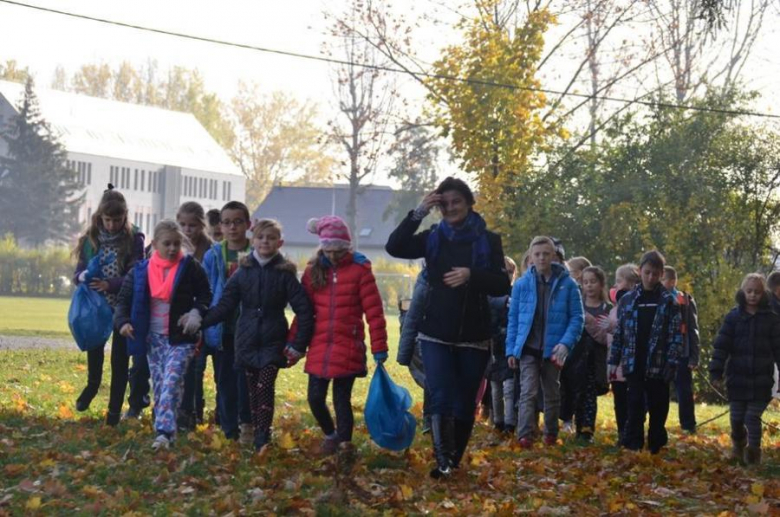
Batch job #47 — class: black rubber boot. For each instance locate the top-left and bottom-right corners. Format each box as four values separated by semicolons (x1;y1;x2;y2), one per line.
429;415;454;479
451;418;475;469
76;383;99;412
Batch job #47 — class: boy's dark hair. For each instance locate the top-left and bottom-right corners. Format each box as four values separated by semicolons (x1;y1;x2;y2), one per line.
435;177;475;206
767;271;780;292
663;266;677;280
220;201;250;223
206;208;221;228
639;250;665;271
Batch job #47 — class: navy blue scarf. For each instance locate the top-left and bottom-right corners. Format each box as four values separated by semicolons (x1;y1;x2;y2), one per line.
426;211;491;270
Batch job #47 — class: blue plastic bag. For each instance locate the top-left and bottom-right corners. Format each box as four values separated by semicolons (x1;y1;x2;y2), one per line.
68;254;115;352
365;363;417;451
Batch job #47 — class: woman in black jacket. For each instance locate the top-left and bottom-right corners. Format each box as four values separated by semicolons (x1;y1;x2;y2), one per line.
709;273;780;466
385;177;510;479
201;219;314;450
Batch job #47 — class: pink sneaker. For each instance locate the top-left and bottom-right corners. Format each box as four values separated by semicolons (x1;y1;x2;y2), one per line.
518;437;535;449
543;435;557;446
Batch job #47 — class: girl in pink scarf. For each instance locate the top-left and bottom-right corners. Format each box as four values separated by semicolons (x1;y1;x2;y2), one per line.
116;220;212;451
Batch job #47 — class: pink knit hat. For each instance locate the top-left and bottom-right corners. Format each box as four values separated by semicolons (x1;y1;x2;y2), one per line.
307;216;352;251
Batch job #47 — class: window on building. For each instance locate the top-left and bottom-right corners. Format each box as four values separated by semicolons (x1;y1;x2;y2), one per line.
87;163;92;185
140;170;145;191
146;213;151;232
134;169;138;190
153;214;158;228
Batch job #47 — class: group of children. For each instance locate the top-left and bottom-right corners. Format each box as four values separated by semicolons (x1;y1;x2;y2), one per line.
72;184;778;467
405;235;778;466
73;185;387;453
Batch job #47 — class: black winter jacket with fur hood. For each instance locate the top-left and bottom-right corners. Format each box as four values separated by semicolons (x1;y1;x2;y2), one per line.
203;253;314;370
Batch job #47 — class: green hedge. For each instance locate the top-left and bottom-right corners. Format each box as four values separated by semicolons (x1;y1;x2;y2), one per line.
0;234;74;297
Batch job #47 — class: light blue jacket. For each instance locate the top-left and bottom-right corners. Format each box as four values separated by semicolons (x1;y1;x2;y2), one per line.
505;262;584;359
202;242;227;349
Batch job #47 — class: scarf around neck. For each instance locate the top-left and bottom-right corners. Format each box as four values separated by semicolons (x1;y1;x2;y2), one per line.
148;251;183;302
426;210;491;270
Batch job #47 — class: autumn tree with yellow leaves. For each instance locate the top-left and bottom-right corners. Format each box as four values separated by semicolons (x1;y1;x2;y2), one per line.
427;1;563;248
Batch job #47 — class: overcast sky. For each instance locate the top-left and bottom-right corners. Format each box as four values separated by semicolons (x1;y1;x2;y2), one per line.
1;0;779;185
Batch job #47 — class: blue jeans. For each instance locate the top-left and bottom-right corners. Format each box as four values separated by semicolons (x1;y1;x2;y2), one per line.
216;335;251;438
420;339;489;421
676;359;696;431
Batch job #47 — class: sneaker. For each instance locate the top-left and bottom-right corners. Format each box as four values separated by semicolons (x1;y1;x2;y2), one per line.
254;430;271;452
239;423;254;446
319;435;340;456
576;432;593;444
493;422;505;433
561;421;575;434
151;434;171;451
543;434;557;446
503;424;516;435
123;407;144;420
518;436;534;449
177;413;195;432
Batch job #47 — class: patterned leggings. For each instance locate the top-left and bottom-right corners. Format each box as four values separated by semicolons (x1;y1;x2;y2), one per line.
147;333;195;438
307;375;357;443
730;400;770;448
246;365;279;435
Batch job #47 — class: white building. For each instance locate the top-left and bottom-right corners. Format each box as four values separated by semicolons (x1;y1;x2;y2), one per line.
0;80;245;238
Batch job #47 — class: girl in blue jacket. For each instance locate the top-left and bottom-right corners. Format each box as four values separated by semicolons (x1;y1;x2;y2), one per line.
114;220;212;450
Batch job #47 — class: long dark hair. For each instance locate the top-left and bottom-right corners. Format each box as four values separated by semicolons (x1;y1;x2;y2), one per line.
176;201;212;261
308;250;330;290
74;187;134;270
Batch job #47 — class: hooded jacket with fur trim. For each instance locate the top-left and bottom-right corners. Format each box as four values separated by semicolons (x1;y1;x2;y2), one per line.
202;253;314;370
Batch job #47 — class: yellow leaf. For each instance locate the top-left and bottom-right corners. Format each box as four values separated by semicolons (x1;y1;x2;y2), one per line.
751;483;765;498
39;458;56;469
745;495;760;505
399;484;413;501
58;402;74;419
278;432;296;450
209;434;223;451
26;496;42;510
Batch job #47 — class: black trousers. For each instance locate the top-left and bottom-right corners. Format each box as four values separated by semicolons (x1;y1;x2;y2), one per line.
307;375;357;443
623;374;670;453
612;381;628;441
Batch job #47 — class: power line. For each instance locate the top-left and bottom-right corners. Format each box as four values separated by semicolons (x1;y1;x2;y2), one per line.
2;0;780;120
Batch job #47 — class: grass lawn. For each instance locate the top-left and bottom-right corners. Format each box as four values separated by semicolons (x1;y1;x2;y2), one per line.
0;298;779;514
0;296;71;338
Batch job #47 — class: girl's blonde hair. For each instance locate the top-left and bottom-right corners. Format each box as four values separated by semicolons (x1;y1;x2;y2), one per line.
74;187;134;269
505;256;517;282
615;263;640;286
152;219;192;250
582;266;609;302
740;273;767;292
567;256;592;273
737;273;769;307
519;251;531;275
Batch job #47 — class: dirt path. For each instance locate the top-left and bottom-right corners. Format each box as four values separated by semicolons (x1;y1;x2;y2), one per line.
0;334;77;351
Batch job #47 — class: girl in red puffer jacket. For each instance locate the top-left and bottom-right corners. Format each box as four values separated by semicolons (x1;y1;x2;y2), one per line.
298;216;388;456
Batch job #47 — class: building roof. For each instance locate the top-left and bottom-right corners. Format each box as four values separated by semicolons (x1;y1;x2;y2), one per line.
253;185;400;249
0;80;241;176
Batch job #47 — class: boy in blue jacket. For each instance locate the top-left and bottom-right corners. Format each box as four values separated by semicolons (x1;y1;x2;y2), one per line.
202;201;253;441
506;236;584;447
